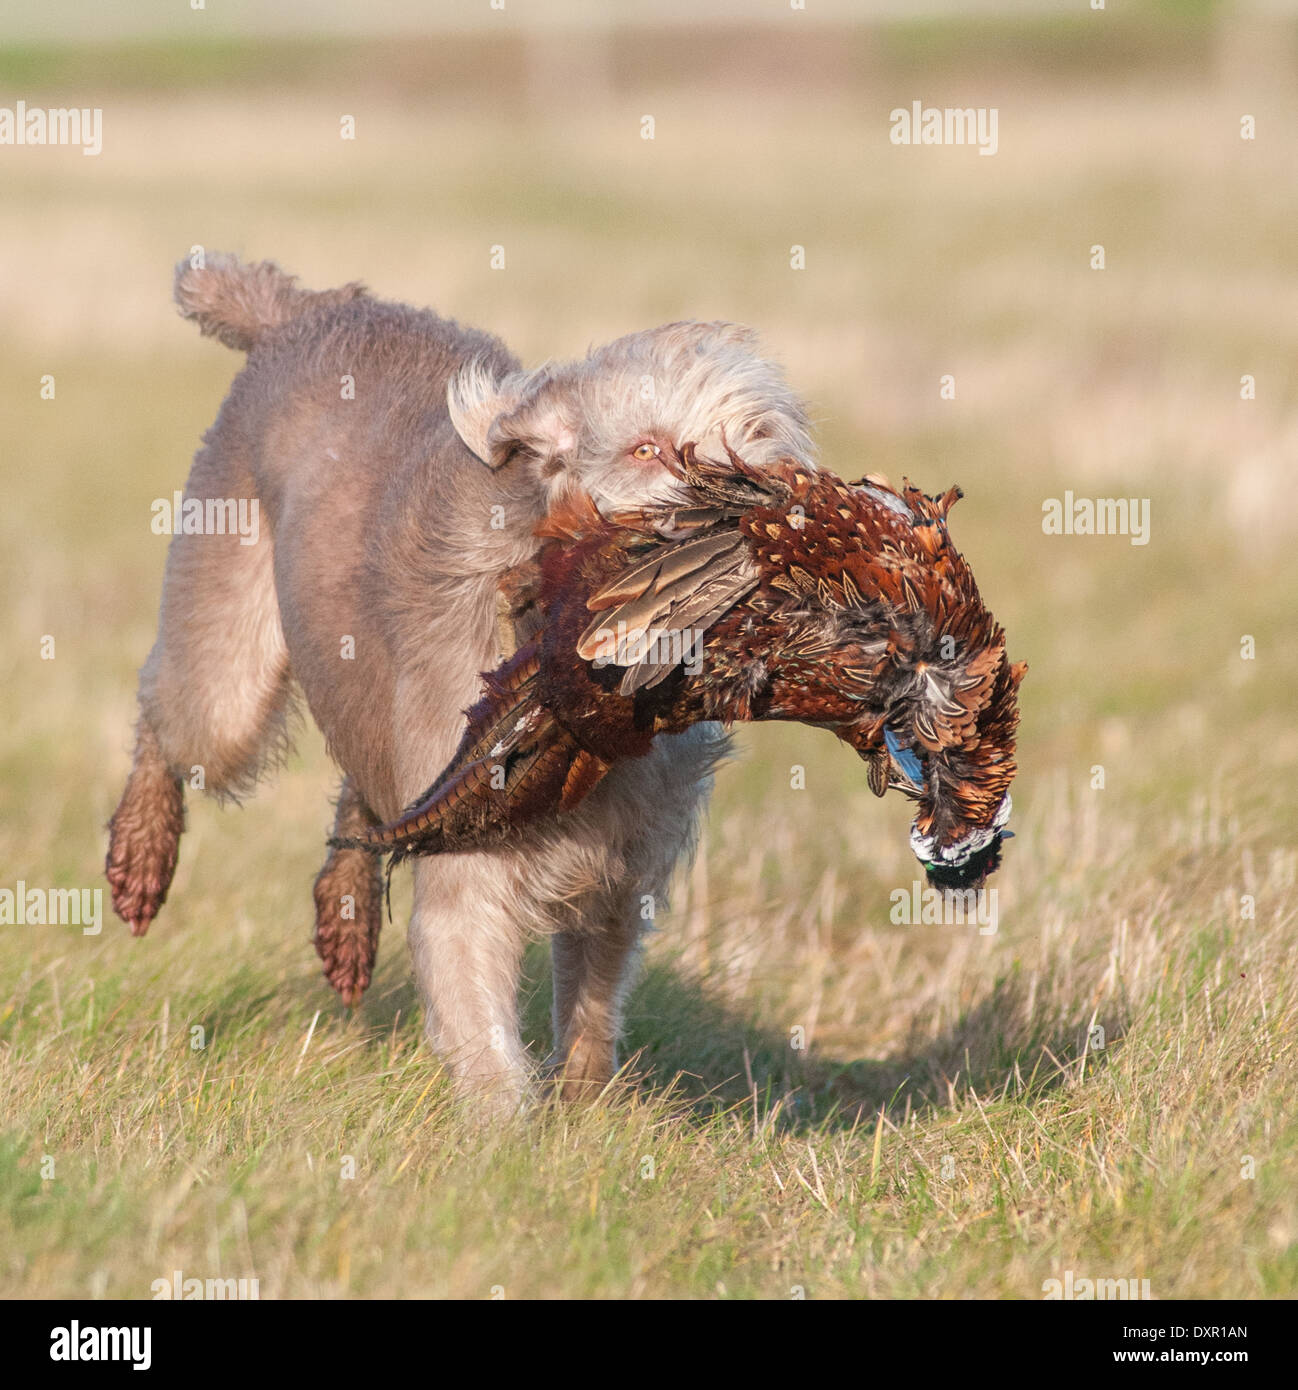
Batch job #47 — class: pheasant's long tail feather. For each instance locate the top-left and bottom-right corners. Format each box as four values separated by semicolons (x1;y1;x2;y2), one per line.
330;644;609;858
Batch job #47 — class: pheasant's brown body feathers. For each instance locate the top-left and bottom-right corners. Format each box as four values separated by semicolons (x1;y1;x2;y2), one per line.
338;444;1023;886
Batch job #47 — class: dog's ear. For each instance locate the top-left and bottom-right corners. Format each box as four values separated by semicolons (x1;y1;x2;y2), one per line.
448;361;576;473
447;359;521;468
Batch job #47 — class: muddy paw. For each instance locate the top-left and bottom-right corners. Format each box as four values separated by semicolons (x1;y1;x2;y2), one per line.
106;774;185;936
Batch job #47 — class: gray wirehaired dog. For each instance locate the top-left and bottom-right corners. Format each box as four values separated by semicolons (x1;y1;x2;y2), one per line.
107;252;814;1110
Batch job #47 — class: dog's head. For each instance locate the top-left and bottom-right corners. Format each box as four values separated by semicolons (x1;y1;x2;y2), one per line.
448;321;815;513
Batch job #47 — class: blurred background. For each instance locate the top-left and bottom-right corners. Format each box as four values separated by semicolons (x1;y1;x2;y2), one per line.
1;0;1296;1298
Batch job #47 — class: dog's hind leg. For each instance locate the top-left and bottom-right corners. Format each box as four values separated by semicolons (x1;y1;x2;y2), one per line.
314;777;384;1006
107;439;292;933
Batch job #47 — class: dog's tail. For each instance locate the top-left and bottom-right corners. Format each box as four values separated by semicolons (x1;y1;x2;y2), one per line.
173;252;366;352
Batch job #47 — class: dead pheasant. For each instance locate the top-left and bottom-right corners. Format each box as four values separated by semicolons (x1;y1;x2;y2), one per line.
336;444;1025;888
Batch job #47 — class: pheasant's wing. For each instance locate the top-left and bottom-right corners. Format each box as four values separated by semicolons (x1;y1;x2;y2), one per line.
575;529;760;695
330;645;611;859
571;441;786;691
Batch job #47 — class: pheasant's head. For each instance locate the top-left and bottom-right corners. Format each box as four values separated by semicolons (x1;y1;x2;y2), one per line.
828;479;1026;890
873;647;1024;890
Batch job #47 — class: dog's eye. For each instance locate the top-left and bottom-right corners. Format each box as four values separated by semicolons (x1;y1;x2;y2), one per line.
631;443;661;462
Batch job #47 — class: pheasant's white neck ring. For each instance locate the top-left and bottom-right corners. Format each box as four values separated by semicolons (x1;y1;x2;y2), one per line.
910;792;1012;868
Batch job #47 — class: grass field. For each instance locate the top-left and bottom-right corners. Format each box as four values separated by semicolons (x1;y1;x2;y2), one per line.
2;14;1297;1299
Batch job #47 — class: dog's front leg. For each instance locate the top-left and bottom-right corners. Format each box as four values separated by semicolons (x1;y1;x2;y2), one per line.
547;725;728;1103
407;852;533;1114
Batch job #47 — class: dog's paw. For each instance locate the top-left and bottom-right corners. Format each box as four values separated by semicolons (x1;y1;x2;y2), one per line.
106;785;185;936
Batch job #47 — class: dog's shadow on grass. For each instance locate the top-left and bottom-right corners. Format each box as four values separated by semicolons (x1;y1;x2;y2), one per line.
354;943;1118;1134
519;946;1118;1133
